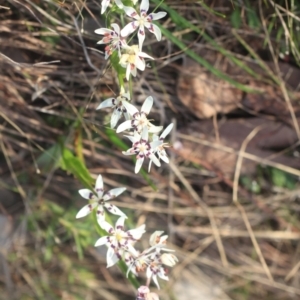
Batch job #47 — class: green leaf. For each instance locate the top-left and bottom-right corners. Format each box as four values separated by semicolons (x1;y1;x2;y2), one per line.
231;9;242;29
37;143;61;173
247;8;260;29
270;168;296;189
59;146;93;189
105;127;128;150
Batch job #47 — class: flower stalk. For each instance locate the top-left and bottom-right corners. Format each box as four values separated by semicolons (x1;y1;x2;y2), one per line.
76;1;178;298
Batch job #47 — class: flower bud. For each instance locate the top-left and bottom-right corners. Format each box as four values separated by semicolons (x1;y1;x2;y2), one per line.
161;253;178;267
149;231;168;246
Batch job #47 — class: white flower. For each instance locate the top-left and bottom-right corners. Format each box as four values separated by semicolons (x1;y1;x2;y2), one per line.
116;96;162;134
122;128;161;173
121;0;167;49
126;231;176;283
97;88;131;128
95;23;126;59
119;45;153;80
137;286;160;300
146;251;176;289
76;175;127;226
101;0;123;14
148;123;173;171
125;250;150;277
95;217;146;267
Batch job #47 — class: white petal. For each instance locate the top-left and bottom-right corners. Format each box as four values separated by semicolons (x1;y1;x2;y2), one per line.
149;124;163;133
140;0;149;12
122;91;130;100
123;6;139;19
95;205;105;223
122;150;135;156
148;160;153;172
141;127;149;141
122;100;139;115
116;216;126;228
150;140;162;150
124;111;131;120
101;0;110;14
97;215;106;229
76;203;97;218
103;187;126;201
160;154;169;164
135;157;144;173
95;175;104;198
104;203;127;218
128;224;146;240
124;64;129;80
138;25;146;50
121;22;138;37
110;109;121;128
94;235;108;247
145;23;162;41
107;248;119;267
114;0;124;9
149;11;167;21
101;220;114;233
95;175;103;189
160;123;173;139
149;231;164;246
78;189;94;200
124;135;135;143
131;65;137;77
149;153;161;167
161;253;178;267
96;38;107;45
110;23;120;34
135;56;145;71
138;51;154;59
152;275;160;289
94;28;112;35
96;98;114;110
158;270;169;282
141;96;153;114
116;120;132;133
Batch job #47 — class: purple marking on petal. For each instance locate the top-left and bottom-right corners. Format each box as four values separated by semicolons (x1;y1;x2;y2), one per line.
97;209;104;215
89;193;94;199
148;24;154;33
130;21;137;29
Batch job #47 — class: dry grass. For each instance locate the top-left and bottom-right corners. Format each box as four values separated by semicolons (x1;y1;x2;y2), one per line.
1;0;300;299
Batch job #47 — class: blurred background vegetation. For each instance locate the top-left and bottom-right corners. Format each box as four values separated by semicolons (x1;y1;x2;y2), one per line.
1;0;300;299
